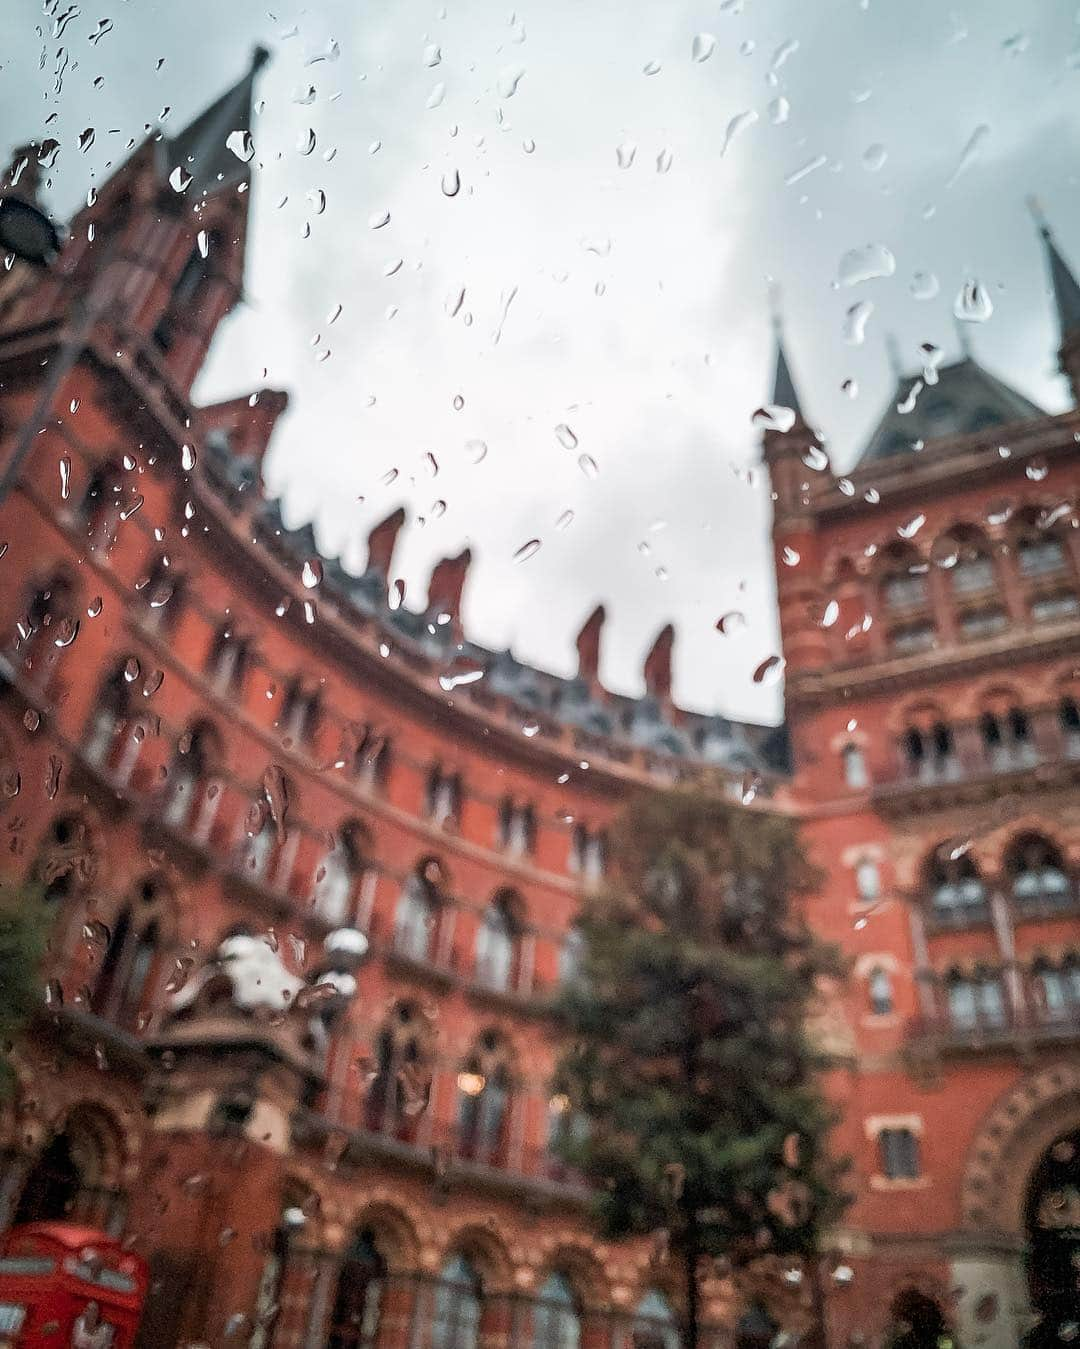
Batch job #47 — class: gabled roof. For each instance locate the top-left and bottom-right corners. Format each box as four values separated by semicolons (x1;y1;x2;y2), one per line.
857;357;1044;466
163;46;269;198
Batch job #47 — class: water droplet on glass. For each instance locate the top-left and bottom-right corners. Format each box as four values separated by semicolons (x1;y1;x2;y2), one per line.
513;538;542;564
369;209;391;229
423;42;442;67
555;509;574;531
616;141;637;169
752;654;785;686
862;143;887;172
226;129;254;163
784;153;827;186
452;394;465;411
441;169;461;197
54;618;79;648
954;278;993;323
782;546;801;567
1026;458;1049;482
642;59;662;76
751;405;796;433
837;242;895;286
720;110;758;157
897;513;926;540
909;271;939;300
769;96;790;124
578;454;599;479
555;423;578;450
301;559;323;589
523;137;536;154
716;611;746;636
843;300;873;345
841;378;858;399
142;669;164;698
692;32;717;63
180;443;196;472
656;147;673;174
426;82;446;109
169;165;191;193
78;127;95;154
497;63;526;97
297;128;317;156
464;439;488;464
945;122;989;188
59;455;71;500
802;444;829;472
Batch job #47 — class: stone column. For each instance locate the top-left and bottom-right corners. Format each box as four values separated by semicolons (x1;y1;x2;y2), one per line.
990;891;1023;1020
907;906;937;1020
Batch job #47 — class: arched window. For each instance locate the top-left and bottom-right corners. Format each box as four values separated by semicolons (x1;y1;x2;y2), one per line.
91;875;168;1031
979;703;1035;771
207;624;247;695
394;869;439;961
1060;695;1080;755
457;1033;512;1165
946;969;1005;1030
927;849;987;924
949;536;997;596
855;857;880;902
559;926;586;985
475;894;518;991
426;766;461;827
153;237;219;353
1018;533;1067;579
281;679;319;748
499;799;535;856
533;1272;581;1349
84;661;134;776
243;812;276;882
570;826;606;884
14;1106;123;1233
314;823;367;925
868;966;893;1016
841;743;868;789
163;723;220;838
79;461;123;552
632;1290;680;1349
902;721;957;783
327;1227;386;1349
432;1253;483;1349
885;1289;950;1347
36;813;96;904
1007;834;1071;907
1034;960;1080;1020
364;1001;433;1136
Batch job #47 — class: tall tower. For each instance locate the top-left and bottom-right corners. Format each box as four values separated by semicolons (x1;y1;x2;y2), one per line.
768;225;1080;1348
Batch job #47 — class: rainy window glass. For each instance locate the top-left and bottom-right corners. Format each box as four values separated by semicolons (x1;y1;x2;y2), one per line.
3;5;1080;1349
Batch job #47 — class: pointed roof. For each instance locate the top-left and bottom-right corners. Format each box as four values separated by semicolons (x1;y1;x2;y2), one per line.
164;46;269;197
770;317;806;422
858;356;1044;465
1038;219;1080;340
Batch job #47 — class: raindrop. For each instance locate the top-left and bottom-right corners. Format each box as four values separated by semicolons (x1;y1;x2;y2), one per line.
196;229;209;259
523;138;536;154
439;665;485;691
293;84;317;105
142;669;164;698
1026;458;1049;482
719;110;758;157
691;33;717;63
423;42;442;67
770;38;799;72
513;538;542;563
752;654;785;685
751;405;796;433
769;96;790;124
945;123;989;188
497;63;526;97
782;546;801;567
169;165;191;193
897;513;926;539
555;423;578;450
716;611;746;635
784;154;827;185
383;258;403;277
123;453;137;471
307;189;327;215
802;444;829;472
452;394;465;411
181;443;196;471
843;300;873;345
441;169;461;197
555;509;574;531
841;378;858;399
909;270;939;300
817;600;840;628
302;559;323;589
862;143;887;172
23;708;40;732
656;147;673;174
59;455;71;500
426;82;446;109
226;129;254;163
896;380;923;415
464;439;488;463
297;128;317;156
578;454;599;480
954;279;993;323
78;127;95;154
837;243;895;286
369;209;391;229
53;618;79;648
642;59;662;76
616;141;637;169
123;656;141;683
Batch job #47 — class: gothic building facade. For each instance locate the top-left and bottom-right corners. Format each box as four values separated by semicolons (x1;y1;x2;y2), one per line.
0;48;1076;1349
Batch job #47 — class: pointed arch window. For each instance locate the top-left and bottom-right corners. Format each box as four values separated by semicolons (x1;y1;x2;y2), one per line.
632;1290;680;1349
207;625;247;695
163;724;219;837
79;462;124;552
927;850;987;925
393;869;439;961
946;970;1006;1030
84;660;140;783
1007;835;1071;907
432;1254;483;1349
327;1228;386;1349
868;966;893;1016
426;766;461;827
980;704;1035;771
475;894;519;992
533;1272;581;1349
313;822;368;925
243;812;277;882
457;1036;512;1165
1018;533;1067;578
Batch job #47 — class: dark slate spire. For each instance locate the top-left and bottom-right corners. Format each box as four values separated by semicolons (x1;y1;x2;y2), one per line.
1035;209;1080;340
768;294;806;422
164;46;270;197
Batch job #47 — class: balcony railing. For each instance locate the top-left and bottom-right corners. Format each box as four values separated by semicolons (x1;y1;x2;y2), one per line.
875;706;1080;800
907;1002;1080;1054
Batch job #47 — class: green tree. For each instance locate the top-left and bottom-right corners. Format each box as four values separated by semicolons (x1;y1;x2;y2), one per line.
554;783;849;1348
0;884;50;1098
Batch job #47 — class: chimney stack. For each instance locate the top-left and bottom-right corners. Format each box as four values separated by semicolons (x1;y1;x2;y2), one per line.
365;507;407;583
643;623;675;701
426;547;472;636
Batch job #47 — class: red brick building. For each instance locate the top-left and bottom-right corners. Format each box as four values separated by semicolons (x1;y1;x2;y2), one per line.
0;49;1076;1349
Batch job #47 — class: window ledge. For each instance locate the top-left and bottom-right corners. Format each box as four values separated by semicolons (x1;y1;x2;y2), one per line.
869;1174;930;1192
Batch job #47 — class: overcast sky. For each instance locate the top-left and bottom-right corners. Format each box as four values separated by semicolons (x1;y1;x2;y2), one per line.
4;0;1080;725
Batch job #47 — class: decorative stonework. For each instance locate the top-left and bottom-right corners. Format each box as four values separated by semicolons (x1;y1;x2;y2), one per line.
961;1062;1080;1232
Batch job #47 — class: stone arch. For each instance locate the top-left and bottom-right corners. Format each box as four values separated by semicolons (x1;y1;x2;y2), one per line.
346;1200;420;1273
960;1061;1080;1233
439;1220;514;1293
536;1238;610;1310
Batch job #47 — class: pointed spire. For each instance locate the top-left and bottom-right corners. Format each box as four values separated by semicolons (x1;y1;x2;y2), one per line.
165;46;270;198
768;287;806;422
1031;199;1080;340
575;604;606;683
